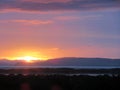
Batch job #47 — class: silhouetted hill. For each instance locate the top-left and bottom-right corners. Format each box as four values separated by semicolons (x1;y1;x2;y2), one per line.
0;57;120;66
38;57;120;66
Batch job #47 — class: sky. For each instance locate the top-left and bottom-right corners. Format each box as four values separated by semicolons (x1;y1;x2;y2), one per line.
0;0;120;60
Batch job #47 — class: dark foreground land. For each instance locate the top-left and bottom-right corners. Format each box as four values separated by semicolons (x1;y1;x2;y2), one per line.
0;68;120;74
0;68;120;90
0;74;120;90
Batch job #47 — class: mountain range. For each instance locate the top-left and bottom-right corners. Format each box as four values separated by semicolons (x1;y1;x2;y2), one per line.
0;57;120;66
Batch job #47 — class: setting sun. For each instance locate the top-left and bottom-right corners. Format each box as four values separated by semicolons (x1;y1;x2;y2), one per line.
16;56;39;62
3;49;50;61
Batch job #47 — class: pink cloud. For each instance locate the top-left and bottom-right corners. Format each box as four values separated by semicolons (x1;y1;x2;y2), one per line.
0;20;53;25
13;20;53;25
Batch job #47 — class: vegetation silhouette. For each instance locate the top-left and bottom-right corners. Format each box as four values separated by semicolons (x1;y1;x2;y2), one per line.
0;74;120;90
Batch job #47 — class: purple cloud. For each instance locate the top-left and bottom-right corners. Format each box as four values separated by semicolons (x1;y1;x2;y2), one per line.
0;0;119;12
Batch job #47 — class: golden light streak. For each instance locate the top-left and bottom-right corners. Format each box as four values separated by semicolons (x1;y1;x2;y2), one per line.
16;56;39;62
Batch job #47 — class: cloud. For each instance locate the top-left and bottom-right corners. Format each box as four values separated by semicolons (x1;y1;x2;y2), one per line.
0;0;119;12
0;20;53;25
21;0;71;3
12;20;53;25
54;15;103;21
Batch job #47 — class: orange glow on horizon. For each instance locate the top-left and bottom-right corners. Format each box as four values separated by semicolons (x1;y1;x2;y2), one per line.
1;46;118;60
1;49;51;61
0;47;62;61
16;56;40;62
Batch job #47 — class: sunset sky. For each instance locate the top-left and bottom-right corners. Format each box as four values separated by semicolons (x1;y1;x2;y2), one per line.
0;0;120;60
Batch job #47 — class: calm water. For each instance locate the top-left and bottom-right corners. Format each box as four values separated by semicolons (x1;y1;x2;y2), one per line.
0;66;120;69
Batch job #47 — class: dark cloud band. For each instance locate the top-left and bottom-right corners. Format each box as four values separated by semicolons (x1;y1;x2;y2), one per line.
0;0;120;11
